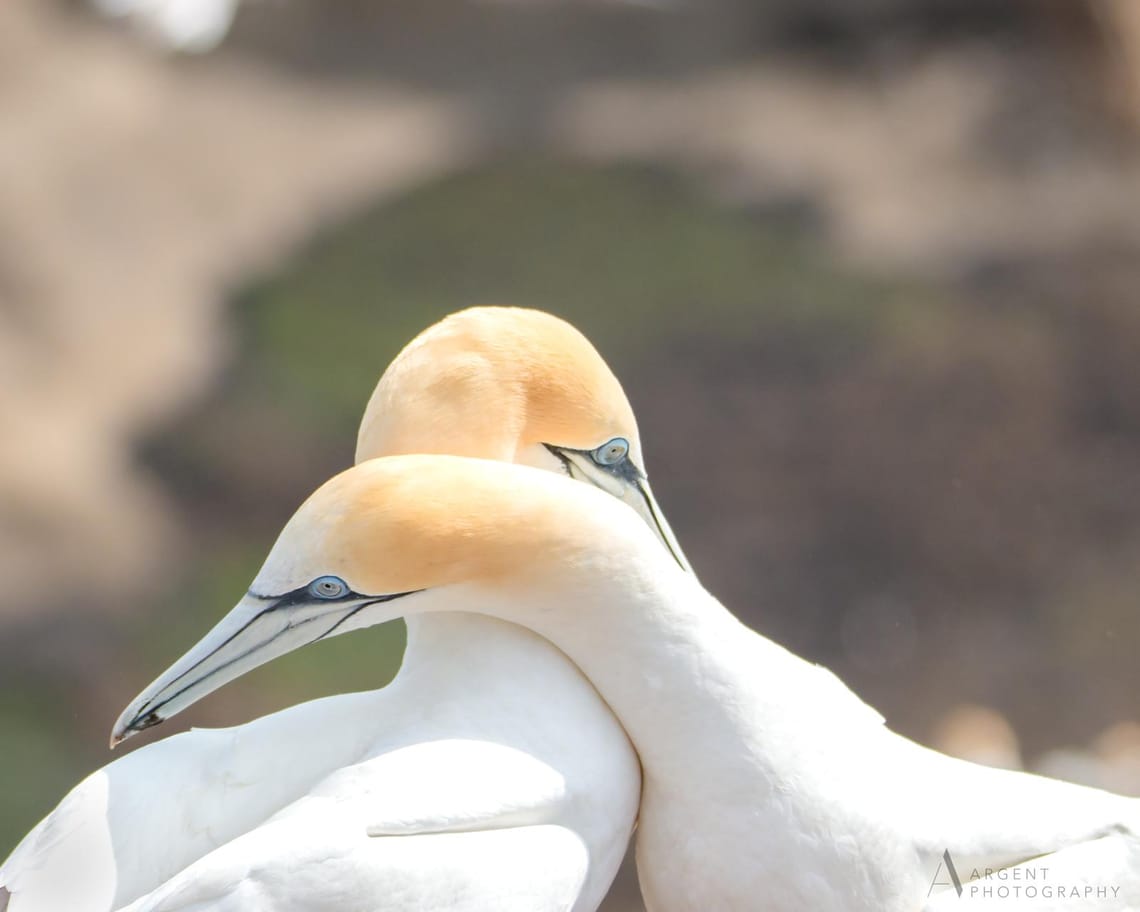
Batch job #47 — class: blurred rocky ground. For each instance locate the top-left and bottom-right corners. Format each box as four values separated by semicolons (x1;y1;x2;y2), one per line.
1;1;1139;906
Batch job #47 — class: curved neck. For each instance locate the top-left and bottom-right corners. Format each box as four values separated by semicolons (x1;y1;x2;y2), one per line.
478;561;861;797
479;567;741;779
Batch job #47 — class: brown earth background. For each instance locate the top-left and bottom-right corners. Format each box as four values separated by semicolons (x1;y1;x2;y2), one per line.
2;1;1140;908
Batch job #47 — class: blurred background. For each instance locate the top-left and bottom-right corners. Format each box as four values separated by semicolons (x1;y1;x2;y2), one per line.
2;0;1140;907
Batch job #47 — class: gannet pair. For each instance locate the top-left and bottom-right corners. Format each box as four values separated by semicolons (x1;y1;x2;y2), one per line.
1;308;685;911
5;308;1140;912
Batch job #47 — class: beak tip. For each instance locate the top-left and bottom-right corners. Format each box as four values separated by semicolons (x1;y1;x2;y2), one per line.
108;720;131;749
109;707;164;749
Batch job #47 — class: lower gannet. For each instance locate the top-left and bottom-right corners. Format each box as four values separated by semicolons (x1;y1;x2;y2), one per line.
89;455;1140;911
1;308;688;911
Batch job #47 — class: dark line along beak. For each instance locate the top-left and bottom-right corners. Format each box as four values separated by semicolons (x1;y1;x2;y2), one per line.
544;443;693;574
110;587;412;748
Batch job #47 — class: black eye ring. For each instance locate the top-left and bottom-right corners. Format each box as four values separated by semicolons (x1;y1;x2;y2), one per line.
309;575;348;600
592;437;629;467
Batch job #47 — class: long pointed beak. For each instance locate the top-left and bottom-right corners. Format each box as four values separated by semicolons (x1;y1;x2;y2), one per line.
625;477;693;575
110;591;403;747
545;445;693;575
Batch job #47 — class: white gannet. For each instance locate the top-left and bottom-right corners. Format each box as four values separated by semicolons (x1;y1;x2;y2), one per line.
1;307;690;912
93;455;1140;911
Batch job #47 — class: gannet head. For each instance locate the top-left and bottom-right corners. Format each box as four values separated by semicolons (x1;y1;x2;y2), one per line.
356;306;689;573
111;456;675;745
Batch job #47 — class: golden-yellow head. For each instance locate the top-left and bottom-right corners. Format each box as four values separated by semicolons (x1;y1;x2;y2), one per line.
357;306;639;466
355;306;688;572
259;455;629;595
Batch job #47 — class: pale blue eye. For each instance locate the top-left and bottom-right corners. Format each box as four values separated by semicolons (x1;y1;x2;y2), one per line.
592;437;629;467
309;576;348;600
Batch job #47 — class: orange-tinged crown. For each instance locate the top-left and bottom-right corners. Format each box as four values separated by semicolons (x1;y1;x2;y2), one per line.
252;454;638;598
355;306;642;467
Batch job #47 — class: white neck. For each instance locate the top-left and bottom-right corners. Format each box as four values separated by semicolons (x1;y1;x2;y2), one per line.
478;553;859;799
400;613;553;679
404;613;498;656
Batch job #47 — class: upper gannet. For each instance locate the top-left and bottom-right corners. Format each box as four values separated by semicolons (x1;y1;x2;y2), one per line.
98;455;1139;911
1;307;688;912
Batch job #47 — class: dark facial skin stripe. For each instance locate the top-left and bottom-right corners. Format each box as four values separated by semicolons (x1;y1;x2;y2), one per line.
544;442;687;572
543;443;576;478
542;443;646;484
